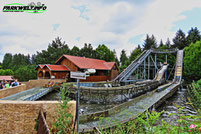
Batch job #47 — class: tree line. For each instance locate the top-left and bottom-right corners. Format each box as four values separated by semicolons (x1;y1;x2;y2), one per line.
0;27;200;82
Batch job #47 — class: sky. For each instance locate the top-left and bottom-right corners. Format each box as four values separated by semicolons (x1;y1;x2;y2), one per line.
1;0;201;62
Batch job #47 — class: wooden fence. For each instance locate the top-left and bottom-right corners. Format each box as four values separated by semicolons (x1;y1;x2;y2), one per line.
37;110;50;134
80;76;108;82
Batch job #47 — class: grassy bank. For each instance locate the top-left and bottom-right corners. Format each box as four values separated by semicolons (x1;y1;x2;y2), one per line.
187;80;201;109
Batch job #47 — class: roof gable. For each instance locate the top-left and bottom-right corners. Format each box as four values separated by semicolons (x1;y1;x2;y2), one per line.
104;62;115;70
44;65;70;71
35;65;45;70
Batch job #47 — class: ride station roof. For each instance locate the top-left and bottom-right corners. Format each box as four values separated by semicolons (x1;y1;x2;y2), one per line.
0;76;15;81
55;55;116;70
36;64;70;71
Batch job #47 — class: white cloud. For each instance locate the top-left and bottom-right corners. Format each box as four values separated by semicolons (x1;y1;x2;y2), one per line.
0;0;201;62
122;0;201;51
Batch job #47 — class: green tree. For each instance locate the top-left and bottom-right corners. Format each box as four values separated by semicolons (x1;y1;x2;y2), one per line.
113;50;120;67
183;40;201;82
120;49;128;66
70;46;80;56
165;38;171;48
79;43;96;58
95;44;115;62
129;47;142;64
186;27;201;45
2;53;12;69
4;69;14;75
119;49;129;72
172;29;187;49
0;69;14;75
35;37;70;64
159;39;164;47
14;65;37;81
31;54;36;64
0;69;5;75
25;54;31;65
143;34;157;50
12;54;26;70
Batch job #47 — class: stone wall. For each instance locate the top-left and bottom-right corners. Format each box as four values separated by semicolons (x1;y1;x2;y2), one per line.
70;81;161;103
0;100;76;134
0;84;27;99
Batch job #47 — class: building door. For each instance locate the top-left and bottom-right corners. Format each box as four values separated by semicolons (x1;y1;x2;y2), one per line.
45;71;51;79
38;71;43;78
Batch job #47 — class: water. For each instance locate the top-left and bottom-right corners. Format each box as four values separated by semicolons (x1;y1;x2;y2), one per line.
38;86;197;129
37;90;61;100
78;87;175;130
157;88;197;123
79;102;116;114
38;90;116;114
1;87;49;100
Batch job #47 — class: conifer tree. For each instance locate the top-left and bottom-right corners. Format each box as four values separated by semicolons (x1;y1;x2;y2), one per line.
165;38;171;48
172;29;187;49
186;27;201;45
143;34;157;50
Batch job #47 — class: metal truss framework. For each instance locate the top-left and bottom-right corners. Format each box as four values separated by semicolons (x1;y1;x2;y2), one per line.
114;48;178;83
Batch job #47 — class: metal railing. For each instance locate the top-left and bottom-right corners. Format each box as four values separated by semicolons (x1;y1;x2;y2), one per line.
114;48;179;83
173;50;184;83
24;88;52;101
151;48;178;53
114;50;152;82
114;50;148;81
121;50;152;82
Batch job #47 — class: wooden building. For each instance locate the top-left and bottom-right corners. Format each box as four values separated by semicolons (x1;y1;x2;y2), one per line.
36;65;70;79
36;55;119;82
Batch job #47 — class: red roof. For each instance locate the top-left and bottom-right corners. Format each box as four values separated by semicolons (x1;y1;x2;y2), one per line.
0;76;15;81
44;65;69;71
104;62;115;69
39;65;45;68
35;65;45;70
55;55;116;70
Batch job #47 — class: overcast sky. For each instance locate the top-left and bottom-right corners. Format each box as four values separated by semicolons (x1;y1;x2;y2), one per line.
1;0;201;62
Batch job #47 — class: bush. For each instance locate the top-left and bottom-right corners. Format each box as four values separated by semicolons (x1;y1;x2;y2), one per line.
14;65;37;81
52;85;73;134
183;40;201;83
187;80;201;108
197;79;201;86
0;69;14;76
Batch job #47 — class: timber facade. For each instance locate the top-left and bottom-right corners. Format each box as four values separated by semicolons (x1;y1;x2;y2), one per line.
36;55;119;82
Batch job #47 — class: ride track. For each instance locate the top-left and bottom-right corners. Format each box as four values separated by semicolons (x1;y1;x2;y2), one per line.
77;49;184;133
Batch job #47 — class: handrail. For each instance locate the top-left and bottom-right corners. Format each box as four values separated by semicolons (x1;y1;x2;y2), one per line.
151;48;178;53
114;50;148;81
173;50;184;83
114;50;152;82
114;48;179;83
120;50;152;82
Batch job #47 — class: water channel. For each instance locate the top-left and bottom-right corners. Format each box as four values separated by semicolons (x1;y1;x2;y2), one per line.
38;90;118;114
38;85;197;127
157;87;197;123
